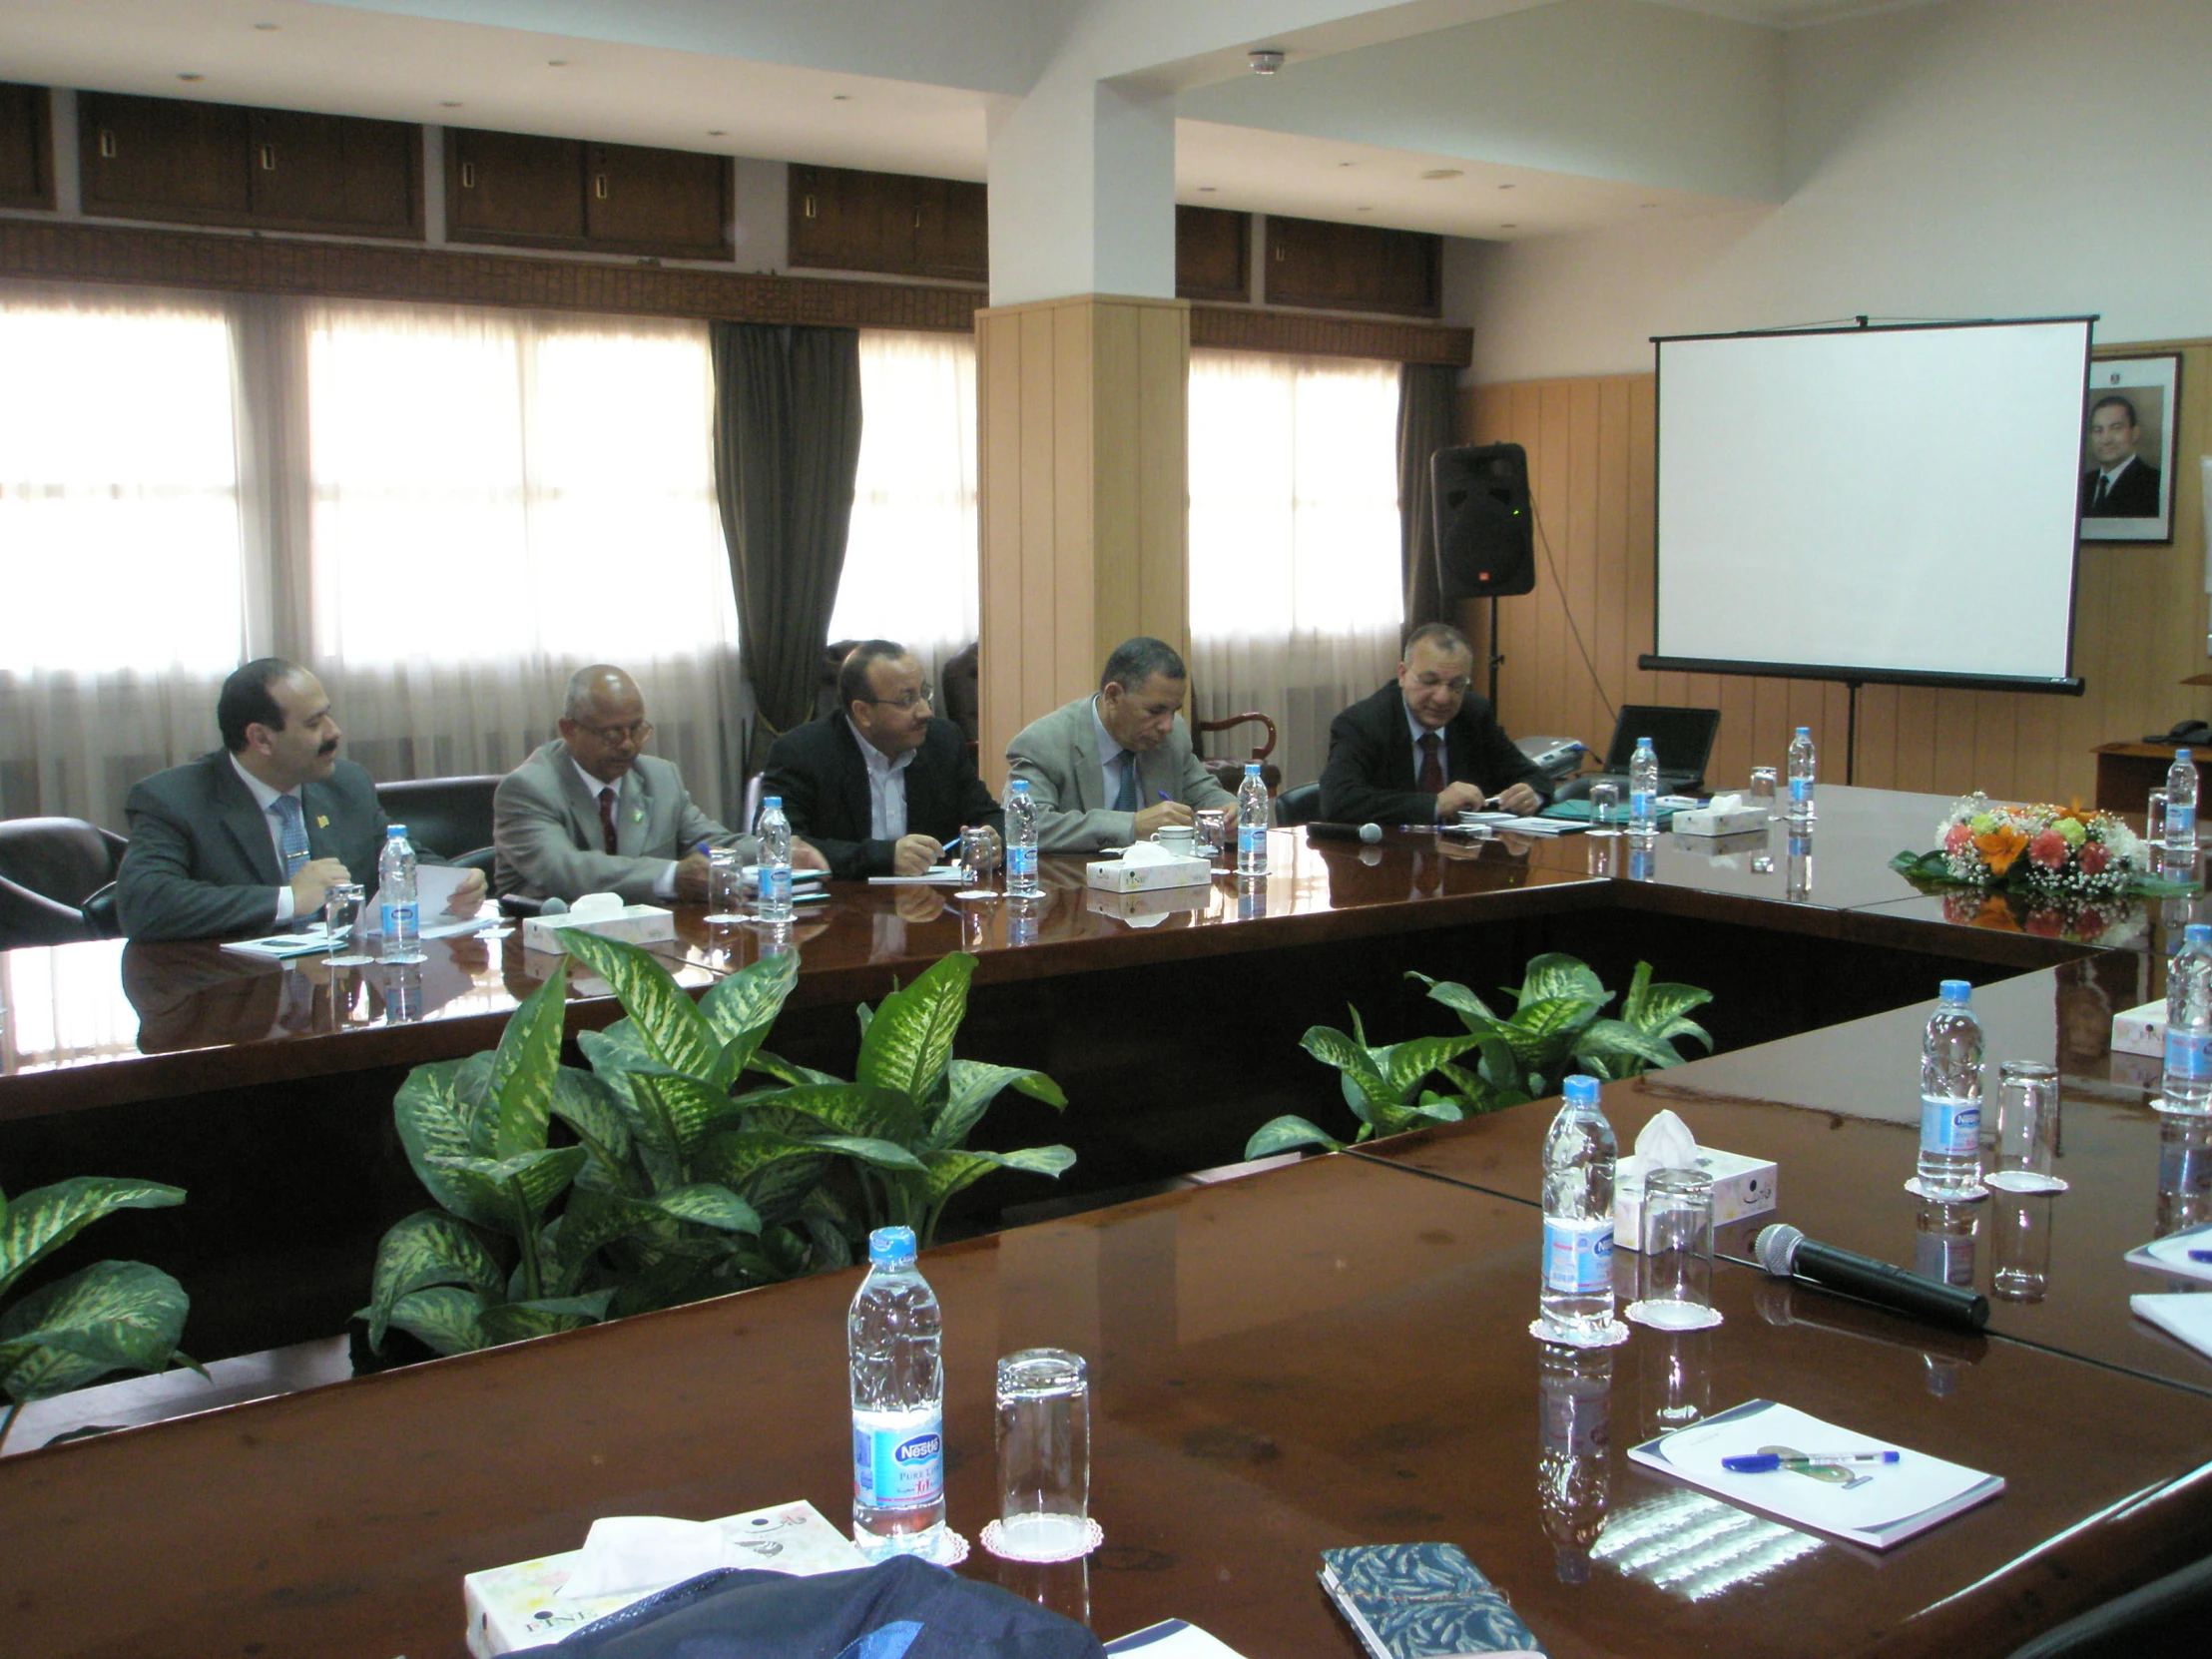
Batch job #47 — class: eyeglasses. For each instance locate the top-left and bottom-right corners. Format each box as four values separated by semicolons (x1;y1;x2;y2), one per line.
574;720;654;744
862;683;934;712
1408;673;1474;695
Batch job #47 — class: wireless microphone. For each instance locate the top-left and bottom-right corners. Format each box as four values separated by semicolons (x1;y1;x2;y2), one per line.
1755;1223;1988;1333
1305;821;1383;844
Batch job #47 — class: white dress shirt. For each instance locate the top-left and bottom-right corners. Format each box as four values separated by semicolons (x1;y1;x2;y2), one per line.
568;757;680;899
230;752;307;922
859;738;915;840
1090;697;1139;812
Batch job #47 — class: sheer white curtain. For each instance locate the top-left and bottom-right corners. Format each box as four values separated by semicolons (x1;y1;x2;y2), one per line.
0;283;248;829
827;329;978;685
1187;348;1404;786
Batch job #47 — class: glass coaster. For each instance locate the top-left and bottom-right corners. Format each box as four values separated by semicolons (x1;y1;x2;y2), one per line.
1625;1300;1724;1331
1904;1177;1988;1202
980;1516;1103;1563
1528;1316;1630;1348
954;889;997;902
1985;1171;2068;1193
856;1527;969;1567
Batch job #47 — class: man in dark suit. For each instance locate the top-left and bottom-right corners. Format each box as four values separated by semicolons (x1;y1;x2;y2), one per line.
1319;622;1551;827
762;641;1003;880
2081;393;2163;518
115;658;485;941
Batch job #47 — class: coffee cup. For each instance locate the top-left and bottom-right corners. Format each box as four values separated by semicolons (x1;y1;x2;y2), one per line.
1151;827;1197;854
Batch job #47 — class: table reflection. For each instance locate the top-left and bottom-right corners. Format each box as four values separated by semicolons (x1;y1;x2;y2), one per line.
1536;1342;1613;1585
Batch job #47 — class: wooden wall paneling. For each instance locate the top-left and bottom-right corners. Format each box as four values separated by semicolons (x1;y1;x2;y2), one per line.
976;310;1024;772
1136;300;1191;667
1090;302;1138;651
1592;378;1631;743
1026;305;1074;729
1562;377;1603;749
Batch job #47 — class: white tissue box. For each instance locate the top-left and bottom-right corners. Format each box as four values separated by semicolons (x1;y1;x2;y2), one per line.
1673;803;1771;837
2113;997;2164;1058
1084;852;1214;893
521;903;676;954
1614;1147;1778;1250
1086;884;1212;921
464;1499;862;1656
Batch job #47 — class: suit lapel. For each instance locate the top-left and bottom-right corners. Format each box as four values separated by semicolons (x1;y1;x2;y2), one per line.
614;769;645;857
212;756;284;885
1386;696;1420;793
554;750;609;854
835;718;873;836
1070;704;1102;813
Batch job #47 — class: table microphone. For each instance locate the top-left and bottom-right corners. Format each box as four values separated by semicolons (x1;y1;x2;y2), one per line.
1755;1223;1988;1333
1306;821;1383;843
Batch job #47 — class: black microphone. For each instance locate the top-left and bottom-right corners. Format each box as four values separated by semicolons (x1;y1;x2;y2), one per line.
1306;821;1383;844
1755;1223;1988;1333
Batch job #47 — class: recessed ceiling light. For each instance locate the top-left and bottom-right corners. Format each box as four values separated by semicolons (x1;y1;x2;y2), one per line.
1640;202;1658;210
547;59;569;68
1357;205;1375;213
177;72;205;82
439;100;463;109
1337;162;1356;169
253;22;278;31
832;93;851;101
1500;222;1518;230
1197;186;1217;193
1418;169;1463;182
707;129;726;137
1498;183;1515;191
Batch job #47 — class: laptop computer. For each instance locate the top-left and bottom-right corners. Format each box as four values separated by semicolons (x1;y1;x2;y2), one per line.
1559;705;1721;798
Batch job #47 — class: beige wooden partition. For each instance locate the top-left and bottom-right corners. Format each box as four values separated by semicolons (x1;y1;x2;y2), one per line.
1464;341;2211;806
975;293;1190;773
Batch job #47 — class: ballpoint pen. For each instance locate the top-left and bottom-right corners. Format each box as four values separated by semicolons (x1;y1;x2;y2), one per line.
1722;1450;1901;1473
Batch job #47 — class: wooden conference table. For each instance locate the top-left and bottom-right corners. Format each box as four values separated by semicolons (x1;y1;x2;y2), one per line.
3;787;2211;1658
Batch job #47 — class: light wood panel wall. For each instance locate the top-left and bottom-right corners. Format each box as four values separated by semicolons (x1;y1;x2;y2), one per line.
976;293;1190;770
1463;341;2211;805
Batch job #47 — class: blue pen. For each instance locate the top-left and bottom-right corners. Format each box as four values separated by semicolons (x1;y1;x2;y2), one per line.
1722;1450;1900;1474
2188;1248;2212;1264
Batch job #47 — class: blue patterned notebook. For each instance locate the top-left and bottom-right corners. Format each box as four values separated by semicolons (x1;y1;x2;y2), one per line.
1318;1543;1545;1659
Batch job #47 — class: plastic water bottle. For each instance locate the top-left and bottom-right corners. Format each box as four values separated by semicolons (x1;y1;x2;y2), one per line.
2162;922;2212;1115
376;825;422;963
2166;749;2199;859
1236;762;1269;876
1536;1344;1613;1584
1917;980;1984;1197
848;1225;945;1560
1786;828;1814;902
1628;738;1659;836
1005;780;1039;898
1539;1074;1617;1341
755;796;793;923
1787;728;1817;825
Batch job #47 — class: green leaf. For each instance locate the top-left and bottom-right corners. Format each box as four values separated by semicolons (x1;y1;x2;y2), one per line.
427;1146;587;1237
810;1134;926;1172
549;1067;635;1190
769;1081;912;1143
481;1291;617;1347
1380;1035;1482;1104
652;1184;762;1234
394;1057;508;1229
361;1211;503;1351
0;1178;186;1303
1244;1115;1345;1159
380;1286;490;1357
625;1071;749;1182
928;1060;1065;1153
1408;1100;1465;1125
692;1132;830;1222
697;951;800;1086
487;958;568;1159
917;1144;1074;1208
0;1261;190;1404
1618;961;1716;1050
1577;1017;1690;1075
558;931;720;1080
1413;974;1503;1032
858;952;975;1107
1301;1024;1391;1123
1495;995;1603;1061
748;1050;845;1088
1518;952;1610;1008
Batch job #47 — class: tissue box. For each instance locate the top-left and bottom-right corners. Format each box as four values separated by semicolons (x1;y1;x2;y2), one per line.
464;1499;862;1656
1086;883;1211;921
521;903;676;954
1084;852;1214;893
1614;1147;1778;1250
1673;803;1772;837
2113;997;2164;1058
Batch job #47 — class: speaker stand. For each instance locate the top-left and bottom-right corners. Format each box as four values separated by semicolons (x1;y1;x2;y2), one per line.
1844;679;1861;786
1486;595;1504;714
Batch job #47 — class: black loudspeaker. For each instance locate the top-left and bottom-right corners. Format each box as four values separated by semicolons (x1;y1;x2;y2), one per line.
1431;442;1534;598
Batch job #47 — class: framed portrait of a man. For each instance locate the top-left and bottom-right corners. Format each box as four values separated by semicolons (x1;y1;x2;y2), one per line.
2080;353;2180;543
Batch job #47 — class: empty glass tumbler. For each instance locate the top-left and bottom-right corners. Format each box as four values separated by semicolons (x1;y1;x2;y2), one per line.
990;1349;1092;1562
1626;1168;1721;1331
1987;1060;2067;1193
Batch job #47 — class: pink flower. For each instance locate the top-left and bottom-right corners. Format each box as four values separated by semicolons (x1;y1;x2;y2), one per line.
2027;830;2068;870
2024;907;2064;937
2078;841;2110;875
1943;822;1973;855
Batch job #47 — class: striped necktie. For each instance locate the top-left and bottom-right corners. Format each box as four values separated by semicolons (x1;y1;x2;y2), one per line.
273;793;309;875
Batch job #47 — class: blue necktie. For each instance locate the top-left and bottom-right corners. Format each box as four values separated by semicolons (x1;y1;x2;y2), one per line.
273;794;308;876
1113;752;1140;814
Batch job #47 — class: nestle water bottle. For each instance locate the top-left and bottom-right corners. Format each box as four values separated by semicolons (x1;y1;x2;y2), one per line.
756;796;793;923
2166;749;2199;859
1628;738;1659;836
1539;1074;1617;1342
1786;828;1814;902
377;825;423;964
1787;728;1817;825
1236;762;1269;875
1005;780;1039;898
848;1225;945;1560
1917;980;1984;1197
2162;922;2212;1115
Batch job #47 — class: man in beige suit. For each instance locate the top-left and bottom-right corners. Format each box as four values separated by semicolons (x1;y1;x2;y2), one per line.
494;665;824;904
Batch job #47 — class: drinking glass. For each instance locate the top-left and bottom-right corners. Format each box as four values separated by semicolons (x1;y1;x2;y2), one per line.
322;881;372;966
2147;790;2172;848
1192;808;1228;859
990;1349;1092;1562
1748;767;1780;819
1588;780;1623;837
1987;1060;2067;1192
956;825;997;899
705;845;747;925
1991;1194;2054;1303
1626;1169;1721;1330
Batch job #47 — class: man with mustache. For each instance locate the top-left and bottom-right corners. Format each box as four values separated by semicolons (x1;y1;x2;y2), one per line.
116;658;486;941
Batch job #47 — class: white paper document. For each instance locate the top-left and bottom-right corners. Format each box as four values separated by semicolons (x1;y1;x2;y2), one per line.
2122;1222;2212;1286
867;865;968;886
1105;1620;1251;1658
1628;1398;2003;1548
358;863;491;938
2132;1293;2212;1360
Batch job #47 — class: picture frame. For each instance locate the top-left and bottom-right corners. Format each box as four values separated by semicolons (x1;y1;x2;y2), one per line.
2080;352;2181;544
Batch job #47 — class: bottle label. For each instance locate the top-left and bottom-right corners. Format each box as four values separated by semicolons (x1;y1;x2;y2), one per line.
1238;825;1264;858
852;1407;943;1509
2165;1027;2212;1082
1542;1217;1613;1294
764;865;791;905
1919;1093;1979;1155
380;901;416;937
1790;777;1812;803
2170;803;2196;840
1630;789;1656;820
1007;843;1036;881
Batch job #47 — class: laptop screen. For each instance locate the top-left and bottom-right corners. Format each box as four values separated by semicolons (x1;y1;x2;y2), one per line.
1602;706;1721;777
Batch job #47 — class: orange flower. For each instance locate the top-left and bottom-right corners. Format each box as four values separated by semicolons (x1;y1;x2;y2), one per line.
2049;800;2099;829
1973;824;2029;876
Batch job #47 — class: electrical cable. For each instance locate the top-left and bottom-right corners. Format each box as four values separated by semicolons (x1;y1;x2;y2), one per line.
1526;492;1618;728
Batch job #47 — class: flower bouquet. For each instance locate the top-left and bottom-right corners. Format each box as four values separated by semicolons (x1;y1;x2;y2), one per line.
1892;792;2189;906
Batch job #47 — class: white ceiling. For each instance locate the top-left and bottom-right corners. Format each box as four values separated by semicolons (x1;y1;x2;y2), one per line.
0;0;1948;241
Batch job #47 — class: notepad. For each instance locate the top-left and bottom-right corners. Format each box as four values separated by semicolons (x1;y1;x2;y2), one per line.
2121;1221;2212;1286
2132;1293;2212;1360
1105;1620;1253;1658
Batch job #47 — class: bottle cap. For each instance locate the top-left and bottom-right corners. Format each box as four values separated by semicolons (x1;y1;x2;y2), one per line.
1938;978;1970;1004
2179;749;2194;762
1010;780;1028;793
386;824;406;837
1245;762;1261;774
1637;737;1654;748
763;796;781;810
1562;1074;1599;1108
2188;924;2212;947
868;1226;917;1267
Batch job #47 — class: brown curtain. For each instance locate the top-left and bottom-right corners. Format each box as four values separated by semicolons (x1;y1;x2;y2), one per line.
710;321;863;750
1396;361;1459;636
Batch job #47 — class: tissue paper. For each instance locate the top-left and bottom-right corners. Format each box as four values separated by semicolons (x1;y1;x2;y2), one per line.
1085;841;1214;893
1614;1112;1778;1249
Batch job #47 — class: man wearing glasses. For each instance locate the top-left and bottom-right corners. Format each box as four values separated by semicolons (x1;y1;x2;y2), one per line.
1319;623;1550;827
762;641;1003;880
494;664;824;904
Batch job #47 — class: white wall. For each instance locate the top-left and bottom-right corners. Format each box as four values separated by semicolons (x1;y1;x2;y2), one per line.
1453;0;2212;382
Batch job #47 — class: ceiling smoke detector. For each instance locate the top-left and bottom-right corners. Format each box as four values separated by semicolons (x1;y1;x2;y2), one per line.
1248;48;1286;75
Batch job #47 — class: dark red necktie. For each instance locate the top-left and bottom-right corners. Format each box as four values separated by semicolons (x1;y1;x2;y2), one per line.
598;787;618;854
1417;732;1444;795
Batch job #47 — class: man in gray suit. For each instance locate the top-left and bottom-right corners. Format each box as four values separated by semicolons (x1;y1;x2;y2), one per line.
116;658;486;942
1004;636;1246;852
494;664;825;904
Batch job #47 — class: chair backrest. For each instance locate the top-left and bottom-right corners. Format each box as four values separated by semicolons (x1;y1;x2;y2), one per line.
373;776;503;862
1601;706;1721;781
2002;1549;2212;1659
1275;782;1322;827
0;873;97;948
0;818;127;907
941;642;980;746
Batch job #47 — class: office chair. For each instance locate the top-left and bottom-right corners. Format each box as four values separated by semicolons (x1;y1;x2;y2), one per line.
374;776;503;875
2001;1549;2212;1658
1274;782;1321;827
0;816;129;945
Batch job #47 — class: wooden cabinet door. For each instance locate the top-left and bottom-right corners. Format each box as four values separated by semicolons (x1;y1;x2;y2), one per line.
584;143;729;259
80;92;251;219
790;164;914;274
1176;205;1250;301
1265;214;1440;318
445;128;585;245
248;109;419;236
0;83;52;210
912;177;987;282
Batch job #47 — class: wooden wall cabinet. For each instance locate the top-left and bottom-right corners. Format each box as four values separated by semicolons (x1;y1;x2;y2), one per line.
446;128;730;261
1176;205;1250;302
1264;214;1441;318
79;92;421;238
445;129;585;245
0;83;55;211
789;164;986;283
